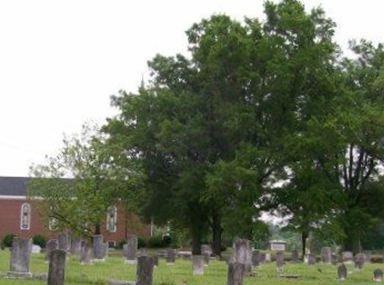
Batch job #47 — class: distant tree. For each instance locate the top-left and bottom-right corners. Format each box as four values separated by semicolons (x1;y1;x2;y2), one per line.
28;123;123;239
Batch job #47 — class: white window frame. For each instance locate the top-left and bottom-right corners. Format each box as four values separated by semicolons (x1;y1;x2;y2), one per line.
20;203;31;230
106;206;117;233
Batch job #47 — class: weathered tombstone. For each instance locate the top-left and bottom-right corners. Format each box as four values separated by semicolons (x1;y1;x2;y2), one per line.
31;245;41;254
307;254;316;265
252;250;260;267
331;253;338;265
338;263;347;281
48;249;66;285
80;241;93;265
259;252;266;263
58;233;70;252
93;235;106;261
321;247;332;263
45;239;58;261
203;252;210;266
166;248;176;265
70;237;82;255
124;235;138;264
201;244;212;256
342;251;353;263
227;262;244;285
7;237;32;278
374;269;383;282
152;255;159;267
136;255;154;285
232;239;252;274
276;251;284;273
192;255;205;275
265;253;271;262
354;253;365;270
291;250;299;263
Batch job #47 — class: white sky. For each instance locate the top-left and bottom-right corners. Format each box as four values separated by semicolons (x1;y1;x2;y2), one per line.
0;0;383;176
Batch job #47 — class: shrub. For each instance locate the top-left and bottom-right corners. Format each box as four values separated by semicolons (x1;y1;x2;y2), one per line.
32;234;47;248
138;236;146;248
117;239;126;249
2;233;15;248
147;235;165;248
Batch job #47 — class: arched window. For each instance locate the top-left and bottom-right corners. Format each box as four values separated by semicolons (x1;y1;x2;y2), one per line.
20;203;31;230
106;206;117;233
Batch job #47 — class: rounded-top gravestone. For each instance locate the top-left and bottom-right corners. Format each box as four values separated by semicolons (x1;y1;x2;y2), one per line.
338;263;347;280
374;268;383;282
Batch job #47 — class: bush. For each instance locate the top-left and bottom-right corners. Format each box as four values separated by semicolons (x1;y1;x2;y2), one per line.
138;236;146;248
147;235;163;248
117;239;126;249
162;235;172;247
2;233;15;248
32;234;47;248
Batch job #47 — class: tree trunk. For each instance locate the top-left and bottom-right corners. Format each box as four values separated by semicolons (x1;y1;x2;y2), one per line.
301;231;308;261
95;223;101;235
191;234;201;255
211;213;223;257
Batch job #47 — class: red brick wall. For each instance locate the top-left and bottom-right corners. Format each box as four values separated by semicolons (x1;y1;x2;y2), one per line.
0;198;150;244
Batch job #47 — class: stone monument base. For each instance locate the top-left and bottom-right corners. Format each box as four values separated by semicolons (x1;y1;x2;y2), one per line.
6;271;33;278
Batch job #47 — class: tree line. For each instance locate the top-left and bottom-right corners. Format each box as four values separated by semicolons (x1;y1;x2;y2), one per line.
29;0;384;257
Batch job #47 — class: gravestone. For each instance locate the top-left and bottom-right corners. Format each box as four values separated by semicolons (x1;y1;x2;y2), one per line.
201;244;212;256
338;263;347;280
203;252;210;266
331;253;338;265
252;250;260;267
232;239;252;274
227;262;245;285
321;247;332;263
192;255;204;275
307;254;316;265
166;249;176;264
259;252;266;263
276;251;284;273
291;250;300;263
80;241;93;265
354;253;365;270
93;235;107;261
124;235;138;264
48;249;66;285
374;269;383;282
152;255;159;267
342;251;353;263
70;237;82;255
45;239;58;261
136;256;154;285
265;253;271;262
58;233;70;252
7;237;32;278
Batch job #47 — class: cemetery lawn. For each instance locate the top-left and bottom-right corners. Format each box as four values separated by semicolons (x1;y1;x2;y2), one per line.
0;250;382;285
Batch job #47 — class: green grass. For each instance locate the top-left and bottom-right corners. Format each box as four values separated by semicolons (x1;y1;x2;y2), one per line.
0;250;382;284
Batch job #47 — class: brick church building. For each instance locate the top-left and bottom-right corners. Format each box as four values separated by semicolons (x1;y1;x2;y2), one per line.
0;176;151;246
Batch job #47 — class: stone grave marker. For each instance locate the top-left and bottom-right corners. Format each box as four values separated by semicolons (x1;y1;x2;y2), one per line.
45;239;58;262
307;254;316;265
354;253;365;270
93;235;107;261
276;251;284;273
70;237;82;255
166;248;176;265
227;262;245;285
232;239;252;274
291;249;300;263
80;241;93;265
342;251;353;263
124;235;138;264
58;233;70;252
374;269;383;282
252;250;260;267
338;263;347;281
321;247;332;263
192;255;204;275
136;255;154;285
48;249;66;285
7;237;32;278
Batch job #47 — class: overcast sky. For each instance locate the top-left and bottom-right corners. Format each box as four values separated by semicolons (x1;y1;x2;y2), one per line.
0;0;383;176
